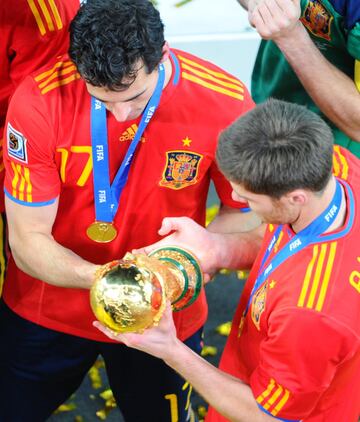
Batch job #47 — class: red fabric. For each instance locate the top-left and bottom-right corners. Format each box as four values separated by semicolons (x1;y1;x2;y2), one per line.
0;0;80;211
207;148;360;422
3;49;254;341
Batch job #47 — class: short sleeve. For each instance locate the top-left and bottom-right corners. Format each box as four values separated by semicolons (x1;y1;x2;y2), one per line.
250;308;357;420
3;77;61;206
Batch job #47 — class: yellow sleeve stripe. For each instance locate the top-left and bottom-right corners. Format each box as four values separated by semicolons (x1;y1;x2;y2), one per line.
297;242;337;311
355;60;360;92
181;63;244;93
27;0;63;35
35;60;74;82
178;54;243;86
47;0;63;30
40;72;81;95
333;145;349;180
38;64;77;89
27;0;46;35
10;162;33;202
182;72;244;100
256;379;290;416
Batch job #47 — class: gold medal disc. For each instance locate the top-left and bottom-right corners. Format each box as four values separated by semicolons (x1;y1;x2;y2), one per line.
86;222;118;243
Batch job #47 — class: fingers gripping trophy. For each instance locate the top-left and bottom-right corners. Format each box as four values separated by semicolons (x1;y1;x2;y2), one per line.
90;247;203;333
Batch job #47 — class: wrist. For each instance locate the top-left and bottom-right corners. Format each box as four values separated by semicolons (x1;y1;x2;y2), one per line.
274;21;309;49
164;337;193;368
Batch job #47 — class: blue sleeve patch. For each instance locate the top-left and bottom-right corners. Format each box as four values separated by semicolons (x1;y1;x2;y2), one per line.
257;404;301;422
4;188;56;207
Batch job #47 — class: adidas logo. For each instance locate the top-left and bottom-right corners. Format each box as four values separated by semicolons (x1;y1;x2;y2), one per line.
119;124;146;143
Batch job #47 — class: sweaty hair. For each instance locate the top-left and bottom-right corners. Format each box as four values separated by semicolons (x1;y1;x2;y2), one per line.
69;0;165;90
216;99;334;198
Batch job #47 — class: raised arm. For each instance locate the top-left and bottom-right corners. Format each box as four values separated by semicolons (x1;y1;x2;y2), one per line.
5;196;98;289
248;0;360;141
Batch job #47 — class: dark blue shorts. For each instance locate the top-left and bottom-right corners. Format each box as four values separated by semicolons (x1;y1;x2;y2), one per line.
0;300;202;422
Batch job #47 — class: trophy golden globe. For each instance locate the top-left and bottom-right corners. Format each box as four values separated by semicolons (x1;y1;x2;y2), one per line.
90;247;203;333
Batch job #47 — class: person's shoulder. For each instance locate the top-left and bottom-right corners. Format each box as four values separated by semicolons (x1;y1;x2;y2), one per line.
0;0;80;26
9;54;84;117
172;49;241;80
333;145;360;188
171;48;253;112
31;55;82;96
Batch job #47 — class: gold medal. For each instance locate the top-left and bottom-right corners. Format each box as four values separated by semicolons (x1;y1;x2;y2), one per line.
86;222;118;243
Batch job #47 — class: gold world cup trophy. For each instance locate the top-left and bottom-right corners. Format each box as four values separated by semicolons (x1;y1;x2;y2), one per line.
90;247;203;333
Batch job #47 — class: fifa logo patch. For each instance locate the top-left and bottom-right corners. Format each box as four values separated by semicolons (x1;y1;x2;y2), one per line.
7;123;28;163
159;150;203;190
301;0;333;41
251;281;268;330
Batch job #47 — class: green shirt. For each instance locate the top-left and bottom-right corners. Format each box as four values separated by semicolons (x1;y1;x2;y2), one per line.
252;0;360;156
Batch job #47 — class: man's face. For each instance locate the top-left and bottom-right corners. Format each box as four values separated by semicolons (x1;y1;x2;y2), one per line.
230;181;299;225
86;64;159;122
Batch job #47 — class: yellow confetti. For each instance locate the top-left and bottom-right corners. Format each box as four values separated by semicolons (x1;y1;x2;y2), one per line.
205;204;219;226
88;364;103;390
74;416;84;422
96;409;107;420
55;402;76;413
215;321;232;336
100;389;114;401
197;405;207;418
200;345;218;357
219;268;232;275
237;270;249;280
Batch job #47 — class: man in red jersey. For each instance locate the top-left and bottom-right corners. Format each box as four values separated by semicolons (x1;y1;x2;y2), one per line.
0;0;80;293
0;0;257;420
97;100;360;422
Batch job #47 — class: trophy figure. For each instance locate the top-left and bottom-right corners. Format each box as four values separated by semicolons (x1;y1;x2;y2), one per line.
90;247;203;333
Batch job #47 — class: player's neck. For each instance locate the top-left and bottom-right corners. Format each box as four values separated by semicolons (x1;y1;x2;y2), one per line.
291;177;346;234
162;57;173;90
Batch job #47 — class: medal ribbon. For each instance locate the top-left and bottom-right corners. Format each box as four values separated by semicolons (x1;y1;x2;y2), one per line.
244;179;343;317
90;63;165;223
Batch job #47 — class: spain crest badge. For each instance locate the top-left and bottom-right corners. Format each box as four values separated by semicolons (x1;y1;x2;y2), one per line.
159;150;203;190
251;281;268;330
300;0;333;41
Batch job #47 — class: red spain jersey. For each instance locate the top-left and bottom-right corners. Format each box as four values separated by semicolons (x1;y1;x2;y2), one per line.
0;0;80;209
207;147;360;422
3;49;254;341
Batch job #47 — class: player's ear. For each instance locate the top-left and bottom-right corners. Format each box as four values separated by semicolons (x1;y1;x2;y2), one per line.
160;41;170;63
286;189;308;206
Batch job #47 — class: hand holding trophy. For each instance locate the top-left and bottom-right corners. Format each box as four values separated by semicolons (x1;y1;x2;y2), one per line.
90;247;203;333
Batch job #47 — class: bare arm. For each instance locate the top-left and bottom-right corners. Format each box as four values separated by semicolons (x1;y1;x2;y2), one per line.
5;196;98;288
207;204;262;233
95;305;273;422
249;0;360;141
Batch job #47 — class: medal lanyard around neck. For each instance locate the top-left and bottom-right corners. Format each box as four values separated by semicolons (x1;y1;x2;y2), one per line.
243;179;343;317
90;63;165;224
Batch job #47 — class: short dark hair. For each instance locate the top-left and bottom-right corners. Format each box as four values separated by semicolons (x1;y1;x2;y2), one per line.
69;0;165;90
216;99;334;198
